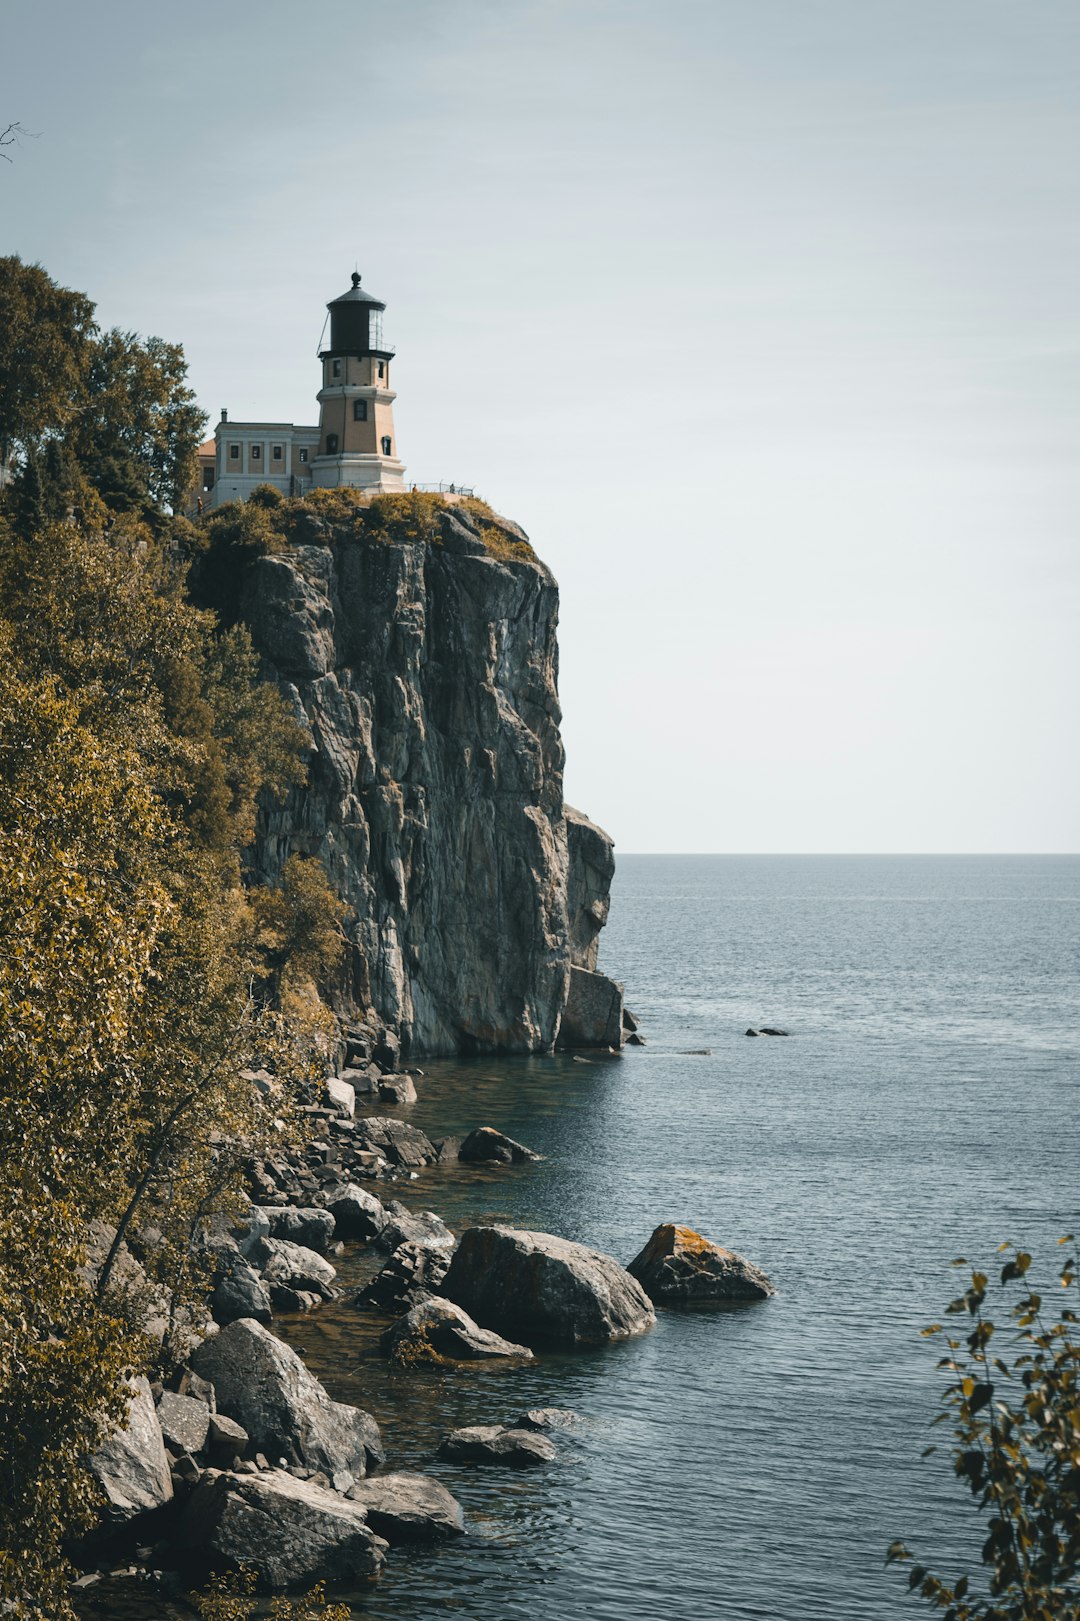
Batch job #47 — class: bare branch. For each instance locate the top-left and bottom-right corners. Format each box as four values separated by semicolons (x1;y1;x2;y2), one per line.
0;122;39;163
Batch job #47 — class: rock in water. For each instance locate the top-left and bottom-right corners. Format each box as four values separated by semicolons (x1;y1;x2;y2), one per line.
438;1425;557;1467
317;1181;387;1242
179;1468;386;1586
190;1317;383;1476
255;1206;336;1254
353;1240;451;1314
380;1201;455;1253
440;1225;656;1347
345;1472;465;1542
88;1377;173;1526
627;1224;775;1304
247;1235;337;1299
558;965;625;1049
458;1126;541;1164
381;1297;533;1364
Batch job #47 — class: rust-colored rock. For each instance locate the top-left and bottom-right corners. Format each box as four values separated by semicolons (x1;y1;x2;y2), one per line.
627;1224;775;1305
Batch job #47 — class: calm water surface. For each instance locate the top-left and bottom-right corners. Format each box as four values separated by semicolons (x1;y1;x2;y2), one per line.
94;856;1080;1619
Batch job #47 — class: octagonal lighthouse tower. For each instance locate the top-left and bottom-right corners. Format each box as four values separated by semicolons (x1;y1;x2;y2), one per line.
312;272;406;493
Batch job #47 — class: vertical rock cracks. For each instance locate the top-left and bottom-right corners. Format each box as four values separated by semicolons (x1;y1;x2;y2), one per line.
243;504;618;1057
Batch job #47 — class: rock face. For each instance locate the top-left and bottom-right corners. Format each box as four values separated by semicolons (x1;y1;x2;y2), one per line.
558;964;624;1049
180;1468;387;1587
241;503;618;1058
190;1318;382;1477
627;1224;776;1304
88;1377;173;1526
440;1226;656;1347
381;1297;534;1364
565;807;615;972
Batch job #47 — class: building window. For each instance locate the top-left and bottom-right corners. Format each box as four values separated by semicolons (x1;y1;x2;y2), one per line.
381;436;392;455
353;399;368;421
332;359;342;378
369;310;384;351
250;444;261;460
326;433;339;454
228;443;240;460
272;444;283;461
377;361;385;379
299;448;308;464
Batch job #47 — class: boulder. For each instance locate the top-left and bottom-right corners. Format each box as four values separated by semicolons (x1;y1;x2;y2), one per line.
207;1412;249;1462
89;1376;173;1525
378;1075;417;1105
373;1030;401;1072
381;1298;533;1365
339;1063;381;1095
440;1225;656;1347
156;1391;211;1456
345;1472;465;1542
179;1468;386;1587
381;1202;455;1254
557;965;624;1049
352;1117;437;1169
190;1318;383;1477
255;1207;336;1255
247;1236;337;1300
627;1224;776;1304
458;1126;541;1164
438;1425;556;1467
211;1254;272;1327
323;1076;356;1118
516;1408;581;1430
353;1240;451;1315
316;1182;387;1243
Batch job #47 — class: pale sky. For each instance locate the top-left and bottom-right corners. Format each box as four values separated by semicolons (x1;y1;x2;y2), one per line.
3;0;1078;852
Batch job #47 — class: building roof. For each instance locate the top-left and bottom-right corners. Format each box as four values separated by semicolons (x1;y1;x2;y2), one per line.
196;439;215;459
328;271;386;310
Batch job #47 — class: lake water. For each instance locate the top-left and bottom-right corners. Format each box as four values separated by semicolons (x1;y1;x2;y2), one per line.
82;855;1080;1619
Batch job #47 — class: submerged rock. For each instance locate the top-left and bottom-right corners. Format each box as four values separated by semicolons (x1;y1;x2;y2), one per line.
440;1225;655;1347
190;1318;383;1477
516;1407;582;1430
458;1126;541;1164
179;1468;387;1587
381;1297;533;1364
345;1472;465;1542
627;1224;775;1304
438;1425;556;1467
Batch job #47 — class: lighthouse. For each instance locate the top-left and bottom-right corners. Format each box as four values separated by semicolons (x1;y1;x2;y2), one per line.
312;272;406;493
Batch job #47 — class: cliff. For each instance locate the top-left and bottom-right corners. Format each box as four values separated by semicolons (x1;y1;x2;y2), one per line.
240;496;620;1057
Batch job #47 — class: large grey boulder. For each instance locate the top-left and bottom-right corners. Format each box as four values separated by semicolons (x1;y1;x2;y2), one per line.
211;1254;273;1327
627;1224;776;1304
316;1182;387;1242
352;1117;438;1169
438;1425;556;1467
440;1226;655;1347
88;1377;173;1525
248;1236;337;1299
190;1318;383;1476
381;1297;533;1365
255;1207;336;1255
558;965;624;1049
345;1472;465;1542
156;1390;211;1456
180;1468;387;1587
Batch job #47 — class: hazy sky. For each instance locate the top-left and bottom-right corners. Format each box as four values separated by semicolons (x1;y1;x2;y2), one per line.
3;0;1078;852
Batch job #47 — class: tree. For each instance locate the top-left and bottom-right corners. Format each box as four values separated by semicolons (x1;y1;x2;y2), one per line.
888;1241;1080;1619
0;257;95;476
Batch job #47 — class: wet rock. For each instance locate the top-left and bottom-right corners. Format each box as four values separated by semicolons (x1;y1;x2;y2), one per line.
516;1408;581;1430
378;1074;417;1105
156;1391;210;1457
89;1377;173;1526
380;1201;455;1254
381;1298;533;1364
627;1224;776;1304
458;1126;541;1164
353;1240;451;1314
441;1225;655;1347
255;1206;336;1255
759;1027;789;1037
191;1318;383;1477
558;965;624;1049
179;1468;387;1587
211;1254;273;1327
345;1472;465;1542
247;1236;337;1299
438;1425;557;1467
316;1182;387;1243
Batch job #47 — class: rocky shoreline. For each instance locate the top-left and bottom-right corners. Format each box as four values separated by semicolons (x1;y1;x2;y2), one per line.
72;1037;774;1609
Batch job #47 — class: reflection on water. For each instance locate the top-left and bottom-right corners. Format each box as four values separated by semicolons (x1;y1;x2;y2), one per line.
77;857;1080;1620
